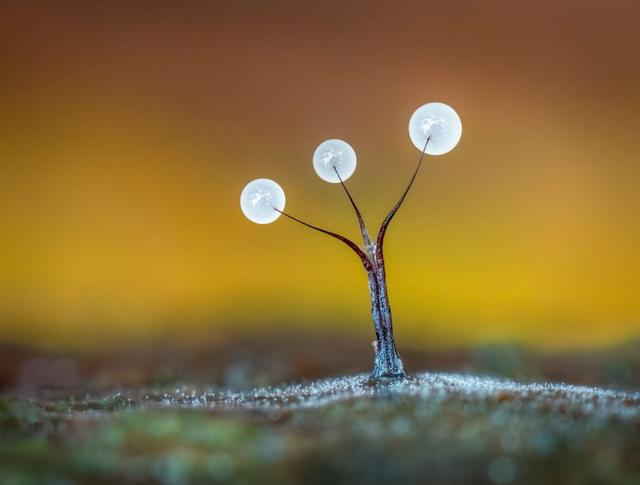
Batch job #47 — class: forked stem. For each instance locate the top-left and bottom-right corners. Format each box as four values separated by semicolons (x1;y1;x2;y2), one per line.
276;138;430;379
369;138;430;378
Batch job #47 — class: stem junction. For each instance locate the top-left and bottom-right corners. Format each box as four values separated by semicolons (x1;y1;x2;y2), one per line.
277;138;430;379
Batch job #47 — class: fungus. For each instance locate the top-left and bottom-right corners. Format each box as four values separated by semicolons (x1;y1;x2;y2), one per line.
240;102;462;378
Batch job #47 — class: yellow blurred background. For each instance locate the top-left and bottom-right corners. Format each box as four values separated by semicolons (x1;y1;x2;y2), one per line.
1;1;639;349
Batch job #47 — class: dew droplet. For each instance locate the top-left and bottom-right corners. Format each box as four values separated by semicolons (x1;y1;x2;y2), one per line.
312;139;357;183
240;178;286;224
409;102;462;155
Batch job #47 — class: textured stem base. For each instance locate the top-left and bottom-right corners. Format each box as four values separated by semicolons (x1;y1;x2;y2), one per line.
372;344;405;379
368;269;406;379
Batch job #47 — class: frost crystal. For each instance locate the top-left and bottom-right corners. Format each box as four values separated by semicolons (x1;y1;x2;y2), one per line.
91;373;640;421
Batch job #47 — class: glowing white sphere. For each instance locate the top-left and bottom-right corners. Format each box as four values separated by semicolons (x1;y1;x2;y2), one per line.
240;178;285;224
312;139;357;183
409;102;462;155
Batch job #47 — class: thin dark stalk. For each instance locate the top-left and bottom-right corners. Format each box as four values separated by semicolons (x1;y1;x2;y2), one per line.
375;138;430;262
275;137;430;379
333;167;372;249
274;208;373;271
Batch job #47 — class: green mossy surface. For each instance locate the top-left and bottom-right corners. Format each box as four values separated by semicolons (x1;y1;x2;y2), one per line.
1;378;639;484
1;339;639;484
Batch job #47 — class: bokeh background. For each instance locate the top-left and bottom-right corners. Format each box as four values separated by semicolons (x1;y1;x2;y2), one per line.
1;0;639;352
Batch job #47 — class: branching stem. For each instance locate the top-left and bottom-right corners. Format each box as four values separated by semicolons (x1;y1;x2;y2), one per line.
274;208;372;272
276;138;430;379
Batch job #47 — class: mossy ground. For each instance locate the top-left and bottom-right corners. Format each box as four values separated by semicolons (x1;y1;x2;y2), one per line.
1;336;639;484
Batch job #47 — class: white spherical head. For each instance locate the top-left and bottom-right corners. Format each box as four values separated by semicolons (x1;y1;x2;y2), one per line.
312;139;357;183
409;102;462;155
240;178;286;224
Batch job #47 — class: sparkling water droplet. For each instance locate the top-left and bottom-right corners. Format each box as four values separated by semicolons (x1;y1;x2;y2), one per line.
312;139;357;183
240;178;285;224
409;102;462;155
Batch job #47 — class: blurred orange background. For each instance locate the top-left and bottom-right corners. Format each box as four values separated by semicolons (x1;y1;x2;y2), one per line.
1;1;639;350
